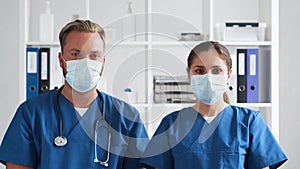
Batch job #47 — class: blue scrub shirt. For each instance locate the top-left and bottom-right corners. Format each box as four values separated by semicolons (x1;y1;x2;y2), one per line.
140;106;287;169
0;89;149;169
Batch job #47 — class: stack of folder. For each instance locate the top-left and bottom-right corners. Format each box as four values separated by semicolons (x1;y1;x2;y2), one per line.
26;47;64;100
153;75;195;103
236;48;259;103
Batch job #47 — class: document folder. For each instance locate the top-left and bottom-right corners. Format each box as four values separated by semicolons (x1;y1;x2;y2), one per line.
237;49;247;103
226;74;237;103
26;48;40;99
50;47;64;90
39;48;50;94
246;48;259;103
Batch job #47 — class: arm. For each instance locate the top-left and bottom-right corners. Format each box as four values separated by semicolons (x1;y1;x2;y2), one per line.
262;167;269;169
6;162;33;169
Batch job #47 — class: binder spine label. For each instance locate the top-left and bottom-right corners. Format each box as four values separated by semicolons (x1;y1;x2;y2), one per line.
27;52;37;73
250;54;256;76
238;53;245;75
41;52;48;80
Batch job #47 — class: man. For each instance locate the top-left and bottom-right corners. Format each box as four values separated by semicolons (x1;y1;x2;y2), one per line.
0;19;149;169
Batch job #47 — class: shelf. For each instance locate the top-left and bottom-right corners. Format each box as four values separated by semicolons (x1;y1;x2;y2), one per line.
26;40;272;48
220;41;272;46
232;103;272;108
132;102;271;109
132;103;193;109
26;41;60;47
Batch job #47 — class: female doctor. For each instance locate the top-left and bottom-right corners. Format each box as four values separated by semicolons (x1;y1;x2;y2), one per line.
0;19;149;169
140;41;287;169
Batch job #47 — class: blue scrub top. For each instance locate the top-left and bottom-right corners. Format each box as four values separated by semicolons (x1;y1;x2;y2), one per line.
0;89;149;169
140;106;287;169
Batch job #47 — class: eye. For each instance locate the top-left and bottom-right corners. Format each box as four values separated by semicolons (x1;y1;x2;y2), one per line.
193;68;206;75
71;52;81;58
89;53;102;60
211;68;223;74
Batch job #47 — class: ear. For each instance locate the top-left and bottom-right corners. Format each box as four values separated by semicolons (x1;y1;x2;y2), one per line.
58;52;64;68
186;67;191;82
99;56;106;76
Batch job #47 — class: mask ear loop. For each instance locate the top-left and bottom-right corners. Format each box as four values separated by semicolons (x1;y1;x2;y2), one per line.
99;57;105;76
61;56;66;63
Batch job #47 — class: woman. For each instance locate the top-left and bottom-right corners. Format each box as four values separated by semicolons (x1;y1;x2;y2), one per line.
140;41;287;169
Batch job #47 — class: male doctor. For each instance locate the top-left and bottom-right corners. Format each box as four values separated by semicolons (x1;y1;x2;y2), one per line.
0;19;149;169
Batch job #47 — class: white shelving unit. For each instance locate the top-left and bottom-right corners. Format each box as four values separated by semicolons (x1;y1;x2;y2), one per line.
20;0;279;138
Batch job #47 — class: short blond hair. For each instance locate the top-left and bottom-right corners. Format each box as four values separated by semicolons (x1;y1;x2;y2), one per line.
59;19;105;52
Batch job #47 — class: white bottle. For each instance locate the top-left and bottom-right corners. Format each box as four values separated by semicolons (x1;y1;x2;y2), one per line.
122;1;136;41
40;0;54;42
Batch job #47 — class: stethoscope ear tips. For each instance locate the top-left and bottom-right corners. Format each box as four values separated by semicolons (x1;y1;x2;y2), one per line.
94;158;109;167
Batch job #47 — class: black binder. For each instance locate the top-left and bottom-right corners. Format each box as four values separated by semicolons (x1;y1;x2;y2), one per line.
39;48;50;94
237;49;247;103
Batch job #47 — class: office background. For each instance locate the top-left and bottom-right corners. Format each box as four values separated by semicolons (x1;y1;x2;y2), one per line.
0;0;299;168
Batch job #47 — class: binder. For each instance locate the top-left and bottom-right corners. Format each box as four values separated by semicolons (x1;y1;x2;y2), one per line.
237;49;247;103
226;74;237;103
39;48;50;94
50;47;64;90
226;48;237;103
246;48;259;103
26;48;40;99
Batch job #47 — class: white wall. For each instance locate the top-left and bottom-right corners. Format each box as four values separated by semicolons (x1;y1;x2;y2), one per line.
279;0;300;168
0;0;300;169
0;0;21;168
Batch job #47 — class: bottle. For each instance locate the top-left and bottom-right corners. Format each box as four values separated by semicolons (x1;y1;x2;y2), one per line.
40;0;54;42
122;1;136;41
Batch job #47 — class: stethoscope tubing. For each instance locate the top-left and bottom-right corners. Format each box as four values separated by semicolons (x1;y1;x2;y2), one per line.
54;86;110;166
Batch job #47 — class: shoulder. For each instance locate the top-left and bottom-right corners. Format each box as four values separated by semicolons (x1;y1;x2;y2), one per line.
100;91;142;121
162;107;197;123
24;89;57;107
155;107;197;134
100;91;138;112
227;105;261;126
13;90;57;124
99;91;149;138
18;89;57;112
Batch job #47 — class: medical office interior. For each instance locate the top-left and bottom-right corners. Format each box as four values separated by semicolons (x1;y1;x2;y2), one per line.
0;0;299;168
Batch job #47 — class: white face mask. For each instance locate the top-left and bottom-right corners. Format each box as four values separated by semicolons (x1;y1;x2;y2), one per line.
65;58;102;93
190;73;227;105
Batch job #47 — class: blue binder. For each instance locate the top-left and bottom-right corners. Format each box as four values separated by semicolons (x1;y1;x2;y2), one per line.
246;48;259;103
26;48;40;99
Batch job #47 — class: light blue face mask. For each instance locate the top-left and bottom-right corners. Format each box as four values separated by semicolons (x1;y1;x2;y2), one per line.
190;73;227;105
65;58;102;93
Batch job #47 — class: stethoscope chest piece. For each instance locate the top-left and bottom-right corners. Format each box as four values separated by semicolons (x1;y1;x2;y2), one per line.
54;136;67;146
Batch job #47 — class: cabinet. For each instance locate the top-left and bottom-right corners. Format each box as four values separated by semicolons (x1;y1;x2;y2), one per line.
20;0;279;138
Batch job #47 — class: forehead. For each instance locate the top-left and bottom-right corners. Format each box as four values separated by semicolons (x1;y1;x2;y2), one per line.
191;49;226;67
64;31;104;51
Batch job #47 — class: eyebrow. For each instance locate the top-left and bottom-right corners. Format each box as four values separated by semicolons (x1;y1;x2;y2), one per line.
68;48;80;53
67;48;102;54
192;65;225;70
192;65;205;69
211;65;226;69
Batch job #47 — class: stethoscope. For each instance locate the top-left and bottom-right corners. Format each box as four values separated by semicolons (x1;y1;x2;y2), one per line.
54;86;111;167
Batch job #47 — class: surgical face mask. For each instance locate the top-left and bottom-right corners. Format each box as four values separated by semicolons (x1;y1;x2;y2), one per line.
190;73;227;105
65;58;102;93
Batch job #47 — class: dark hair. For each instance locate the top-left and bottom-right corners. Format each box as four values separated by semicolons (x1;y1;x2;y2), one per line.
59;19;105;53
187;41;232;104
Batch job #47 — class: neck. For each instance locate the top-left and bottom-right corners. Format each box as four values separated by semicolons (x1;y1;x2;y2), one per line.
193;97;228;117
61;82;98;108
